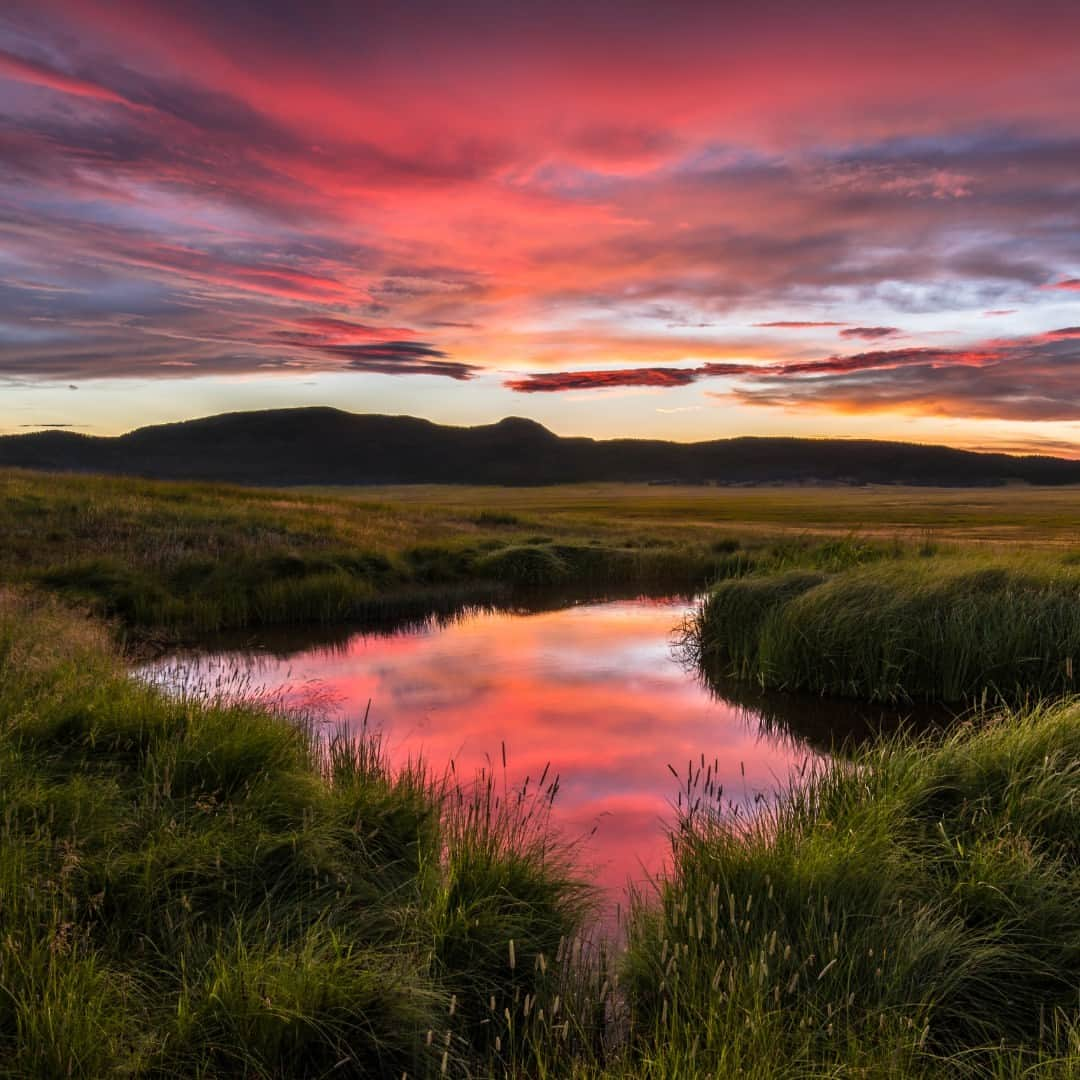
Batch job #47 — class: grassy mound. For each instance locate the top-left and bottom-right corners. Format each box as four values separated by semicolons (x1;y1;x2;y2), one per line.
477;544;572;586
0;592;597;1077
622;705;1080;1076
694;555;1080;703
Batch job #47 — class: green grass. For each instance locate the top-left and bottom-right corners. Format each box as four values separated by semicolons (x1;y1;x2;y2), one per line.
4;590;1080;1075
0;590;600;1077
9;468;1080;641
693;552;1080;705
0;471;745;638
320;481;1080;545
9;471;1080;1074
619;704;1080;1077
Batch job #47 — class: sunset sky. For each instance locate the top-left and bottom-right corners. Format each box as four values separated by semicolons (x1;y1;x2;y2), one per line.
2;1;1079;452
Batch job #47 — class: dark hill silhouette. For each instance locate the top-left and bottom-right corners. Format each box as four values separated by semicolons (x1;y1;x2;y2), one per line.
2;408;1079;487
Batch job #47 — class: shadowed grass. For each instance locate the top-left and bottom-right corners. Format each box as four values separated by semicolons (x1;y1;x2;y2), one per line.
9;468;1072;643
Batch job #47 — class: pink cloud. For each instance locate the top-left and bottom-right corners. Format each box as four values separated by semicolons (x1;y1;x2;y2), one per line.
0;47;132;106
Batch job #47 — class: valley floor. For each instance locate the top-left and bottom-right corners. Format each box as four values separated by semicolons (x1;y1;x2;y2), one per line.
3;470;1080;1075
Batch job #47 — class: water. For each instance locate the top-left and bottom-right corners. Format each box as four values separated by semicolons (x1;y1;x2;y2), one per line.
141;594;920;897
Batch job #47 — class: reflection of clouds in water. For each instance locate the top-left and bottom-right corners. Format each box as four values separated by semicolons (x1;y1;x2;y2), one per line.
144;597;821;896
369;667;501;713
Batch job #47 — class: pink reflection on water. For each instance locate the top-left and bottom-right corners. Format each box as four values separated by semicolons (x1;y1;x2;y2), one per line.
149;598;819;897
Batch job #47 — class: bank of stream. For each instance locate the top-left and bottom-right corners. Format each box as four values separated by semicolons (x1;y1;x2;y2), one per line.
141;589;942;901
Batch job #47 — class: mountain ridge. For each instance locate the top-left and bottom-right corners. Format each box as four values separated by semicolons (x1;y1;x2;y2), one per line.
2;407;1078;487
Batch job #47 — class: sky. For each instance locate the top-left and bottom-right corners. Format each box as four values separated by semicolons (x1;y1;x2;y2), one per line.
1;0;1079;453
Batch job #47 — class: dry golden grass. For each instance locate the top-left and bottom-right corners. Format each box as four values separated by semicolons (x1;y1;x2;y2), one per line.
319;481;1080;548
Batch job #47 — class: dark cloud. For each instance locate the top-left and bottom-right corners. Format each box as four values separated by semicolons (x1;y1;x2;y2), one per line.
10;38;1080;350
506;333;1080;423
325;341;478;380
505;362;748;393
293;317;385;337
0;42;516;214
505;362;760;393
0;47;129;104
0;318;472;380
753;321;847;328
530;131;1080;318
732;336;1080;422
839;326;900;340
505;347;996;394
507;367;701;393
767;346;994;378
967;437;1080;458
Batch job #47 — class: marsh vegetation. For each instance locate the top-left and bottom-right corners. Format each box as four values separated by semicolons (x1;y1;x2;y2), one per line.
0;592;602;1077
0;472;735;638
623;706;1080;1077
4;470;1080;1075
692;555;1080;704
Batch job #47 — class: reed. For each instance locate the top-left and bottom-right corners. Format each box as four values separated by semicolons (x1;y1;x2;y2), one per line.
4;591;1080;1075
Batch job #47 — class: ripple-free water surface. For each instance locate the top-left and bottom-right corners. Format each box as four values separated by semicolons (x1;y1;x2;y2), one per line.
142;595;904;897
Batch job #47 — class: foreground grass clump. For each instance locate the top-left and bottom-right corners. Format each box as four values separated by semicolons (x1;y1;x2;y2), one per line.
694;554;1080;704
0;591;597;1077
622;706;1080;1077
6;589;1080;1076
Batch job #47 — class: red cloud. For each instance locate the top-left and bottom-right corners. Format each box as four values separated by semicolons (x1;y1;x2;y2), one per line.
505;366;722;393
289;317;416;343
3;0;1080;437
731;336;1080;422
503;339;1033;401
771;347;997;377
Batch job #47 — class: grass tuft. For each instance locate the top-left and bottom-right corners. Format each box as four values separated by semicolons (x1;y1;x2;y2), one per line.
0;590;597;1077
620;703;1080;1076
695;554;1080;703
